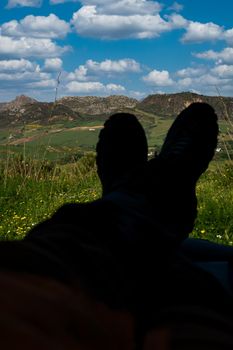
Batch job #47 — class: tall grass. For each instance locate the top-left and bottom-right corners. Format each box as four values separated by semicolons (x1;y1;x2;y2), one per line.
193;162;233;245
190;89;233;245
1;151;233;245
0;153;101;240
1;90;233;244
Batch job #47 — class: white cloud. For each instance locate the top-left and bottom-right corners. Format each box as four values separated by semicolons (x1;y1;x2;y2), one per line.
175;71;232;94
67;66;88;81
176;67;206;78
196;74;230;86
1;14;70;39
0;58;59;96
105;83;125;92
0;59;35;73
50;0;162;14
143;69;174;86
166;14;187;28
177;77;193;88
86;58;141;73
195;48;233;64
223;29;233;46
195;50;220;61
128;90;146;99
66;81;105;93
174;16;233;46
44;58;63;72
67;58;141;81
0;70;50;84
168;2;184;12
0;35;69;58
71;4;182;39
70;1;233;45
50;0;76;3
182;21;223;43
66;81;125;94
216;84;233;95
0;70;50;81
80;0;162;15
211;64;233;78
7;0;42;8
27;79;56;88
142;63;233;96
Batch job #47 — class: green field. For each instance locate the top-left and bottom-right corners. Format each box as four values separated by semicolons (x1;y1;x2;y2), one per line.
0;154;101;240
0;151;233;246
0;112;231;159
0;112;172;161
0;113;233;244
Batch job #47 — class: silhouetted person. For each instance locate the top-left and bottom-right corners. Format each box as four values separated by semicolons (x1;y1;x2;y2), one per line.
22;113;152;307
23;107;225;307
0;107;233;350
95;105;218;246
0;108;230;311
0;108;217;285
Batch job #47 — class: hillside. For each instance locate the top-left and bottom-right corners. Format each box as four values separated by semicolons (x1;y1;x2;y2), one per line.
0;102;8;111
0;92;232;161
59;95;138;116
137;92;233;119
0;95;36;112
0;95;138;127
1;92;233;127
0;98;82;127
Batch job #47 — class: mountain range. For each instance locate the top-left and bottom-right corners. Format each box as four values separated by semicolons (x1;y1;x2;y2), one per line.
0;92;231;161
0;92;232;127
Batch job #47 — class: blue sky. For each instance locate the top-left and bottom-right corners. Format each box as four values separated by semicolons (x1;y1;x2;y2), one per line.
0;0;233;101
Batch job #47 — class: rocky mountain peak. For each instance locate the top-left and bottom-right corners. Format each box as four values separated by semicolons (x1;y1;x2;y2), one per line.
0;92;233;128
8;95;37;109
59;95;138;115
0;95;37;113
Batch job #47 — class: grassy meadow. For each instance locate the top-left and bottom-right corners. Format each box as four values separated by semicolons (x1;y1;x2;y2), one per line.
0;151;233;246
0;112;233;245
192;162;233;244
0;154;101;240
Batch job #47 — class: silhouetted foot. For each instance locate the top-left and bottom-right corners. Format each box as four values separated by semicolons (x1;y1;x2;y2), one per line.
147;103;219;240
158;102;218;179
96;113;148;196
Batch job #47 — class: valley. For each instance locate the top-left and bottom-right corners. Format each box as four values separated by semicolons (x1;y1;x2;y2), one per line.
0;92;232;162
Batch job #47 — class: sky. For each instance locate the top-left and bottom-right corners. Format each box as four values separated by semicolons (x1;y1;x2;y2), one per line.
0;0;233;101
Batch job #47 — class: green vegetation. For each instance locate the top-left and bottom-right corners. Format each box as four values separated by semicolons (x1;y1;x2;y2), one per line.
0;99;233;246
0;112;175;160
193;162;233;245
0;154;101;240
0;150;233;246
0;122;100;160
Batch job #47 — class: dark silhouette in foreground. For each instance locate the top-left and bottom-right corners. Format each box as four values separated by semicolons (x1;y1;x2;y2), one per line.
0;105;233;349
24;107;233;314
96;113;148;196
146;102;219;239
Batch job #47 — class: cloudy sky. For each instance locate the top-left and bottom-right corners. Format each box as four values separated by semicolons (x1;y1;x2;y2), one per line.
0;0;233;101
